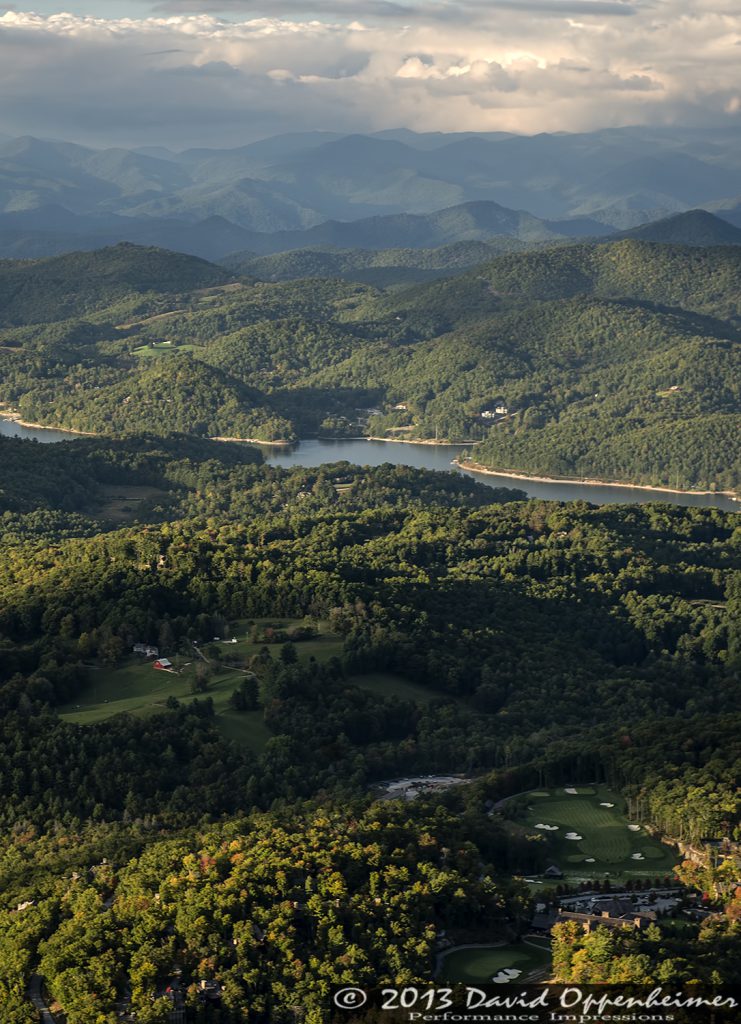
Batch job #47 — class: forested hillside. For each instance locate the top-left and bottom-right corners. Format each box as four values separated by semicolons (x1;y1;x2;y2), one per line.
0;438;739;1019
4;108;741;1024
221;238;523;286
616;209;741;246
0;243;230;325
1;238;739;488
380;239;741;321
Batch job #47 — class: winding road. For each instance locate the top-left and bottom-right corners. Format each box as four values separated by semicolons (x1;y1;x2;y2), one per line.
28;974;56;1023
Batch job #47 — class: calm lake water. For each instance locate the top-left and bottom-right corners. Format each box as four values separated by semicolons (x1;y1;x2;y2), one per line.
2;418;737;511
0;418;87;444
258;438;739;511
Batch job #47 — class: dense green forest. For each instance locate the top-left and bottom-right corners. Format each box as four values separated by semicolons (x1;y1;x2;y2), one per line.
0;235;740;1020
0;243;230;325
221;238;525;287
551;906;741;986
0;239;739;487
0;430;739;1020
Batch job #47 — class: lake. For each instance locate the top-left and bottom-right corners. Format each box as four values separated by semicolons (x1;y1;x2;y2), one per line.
1;419;737;511
255;438;740;511
0;417;88;444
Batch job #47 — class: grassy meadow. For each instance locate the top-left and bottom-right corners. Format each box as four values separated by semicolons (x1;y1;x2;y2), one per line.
59;617;344;752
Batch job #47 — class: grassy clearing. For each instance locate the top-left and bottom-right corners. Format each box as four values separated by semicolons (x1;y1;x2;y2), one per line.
217;709;273;749
59;658;271;753
520;785;678;879
96;483;170;522
57;620;454;753
132;342;199;358
223;618;343;666
439;943;550;984
58;618;343;752
60;660;188;722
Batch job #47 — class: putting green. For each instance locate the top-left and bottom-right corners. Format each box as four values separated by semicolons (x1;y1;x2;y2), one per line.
439;943;550;984
520;785;678;878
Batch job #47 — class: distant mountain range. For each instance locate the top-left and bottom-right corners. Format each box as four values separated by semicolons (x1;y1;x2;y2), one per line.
214;201;613;256
0;207;261;262
218;211;741;286
2;194;740;269
2;126;741;259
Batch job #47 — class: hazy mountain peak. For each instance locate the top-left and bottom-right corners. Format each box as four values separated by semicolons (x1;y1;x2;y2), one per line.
617;209;741;246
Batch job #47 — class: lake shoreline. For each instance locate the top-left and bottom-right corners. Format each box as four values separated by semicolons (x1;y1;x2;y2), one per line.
366;435;480;446
1;413;737;504
0;413;296;447
457;457;739;500
210;435;294;446
0;411;99;437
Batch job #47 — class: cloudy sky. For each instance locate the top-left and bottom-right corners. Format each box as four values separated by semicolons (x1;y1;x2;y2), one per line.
1;0;740;148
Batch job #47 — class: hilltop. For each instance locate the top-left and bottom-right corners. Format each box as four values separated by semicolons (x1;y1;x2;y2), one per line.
0;242;231;325
221;239;524;286
380;239;741;322
616;209;741;247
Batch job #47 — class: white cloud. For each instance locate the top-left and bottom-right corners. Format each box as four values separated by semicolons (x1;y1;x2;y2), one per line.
0;2;739;146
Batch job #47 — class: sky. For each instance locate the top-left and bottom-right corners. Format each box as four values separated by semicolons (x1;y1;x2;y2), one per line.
0;0;740;148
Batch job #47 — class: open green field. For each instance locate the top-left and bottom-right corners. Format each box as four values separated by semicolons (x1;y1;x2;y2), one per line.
438;942;550;984
59;617;347;749
59;658;272;752
96;483;170;523
132;342;200;358
223;618;344;666
519;785;678;879
58;617;343;752
59;621;454;751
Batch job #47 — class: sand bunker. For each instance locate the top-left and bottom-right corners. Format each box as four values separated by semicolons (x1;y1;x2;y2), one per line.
492;968;523;984
628;824;641;832
585;858;596;863
565;832;583;840
564;787;578;794
534;823;559;831
600;802;615;807
631;853;645;860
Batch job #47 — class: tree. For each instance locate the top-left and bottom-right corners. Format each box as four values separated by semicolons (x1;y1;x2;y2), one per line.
158;619;176;653
241;676;259;710
191;663;212;693
280;642;298;666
